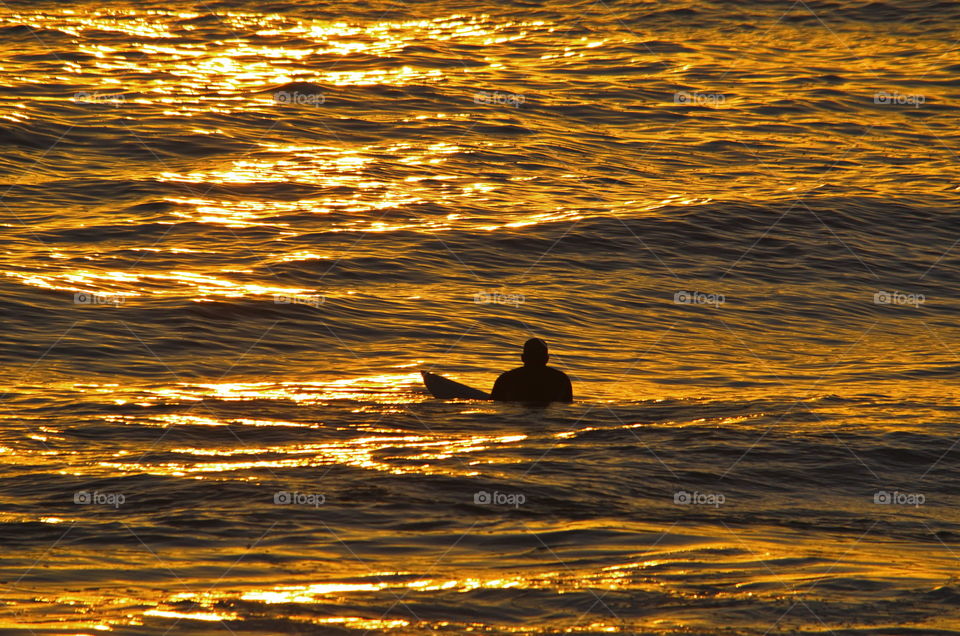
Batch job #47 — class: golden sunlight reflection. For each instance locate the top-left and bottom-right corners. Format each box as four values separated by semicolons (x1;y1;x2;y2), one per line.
238;576;524;604
4;1;959;634
98;429;527;478
182;374;424;402
144;608;239;622
159;149;375;185
142;526;949;631
61;375;430;409
46;375;541;480
16;11;176;39
2;268;319;301
32;8;562;103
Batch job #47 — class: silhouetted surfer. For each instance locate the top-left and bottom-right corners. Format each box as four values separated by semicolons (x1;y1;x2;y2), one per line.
491;338;573;403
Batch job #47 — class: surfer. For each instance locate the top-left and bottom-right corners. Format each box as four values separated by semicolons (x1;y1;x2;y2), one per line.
491;338;573;403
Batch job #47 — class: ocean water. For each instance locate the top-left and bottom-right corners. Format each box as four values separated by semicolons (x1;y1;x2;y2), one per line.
1;0;960;633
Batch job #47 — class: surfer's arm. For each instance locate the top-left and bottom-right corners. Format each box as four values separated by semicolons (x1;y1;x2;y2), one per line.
490;374;507;401
560;373;573;402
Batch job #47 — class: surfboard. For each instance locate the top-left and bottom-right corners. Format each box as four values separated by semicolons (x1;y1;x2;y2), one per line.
421;371;491;400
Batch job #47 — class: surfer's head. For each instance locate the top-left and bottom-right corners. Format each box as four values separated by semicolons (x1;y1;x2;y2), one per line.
521;338;549;366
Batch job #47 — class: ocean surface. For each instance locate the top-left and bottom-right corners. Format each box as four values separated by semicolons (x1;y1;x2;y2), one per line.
1;0;960;633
